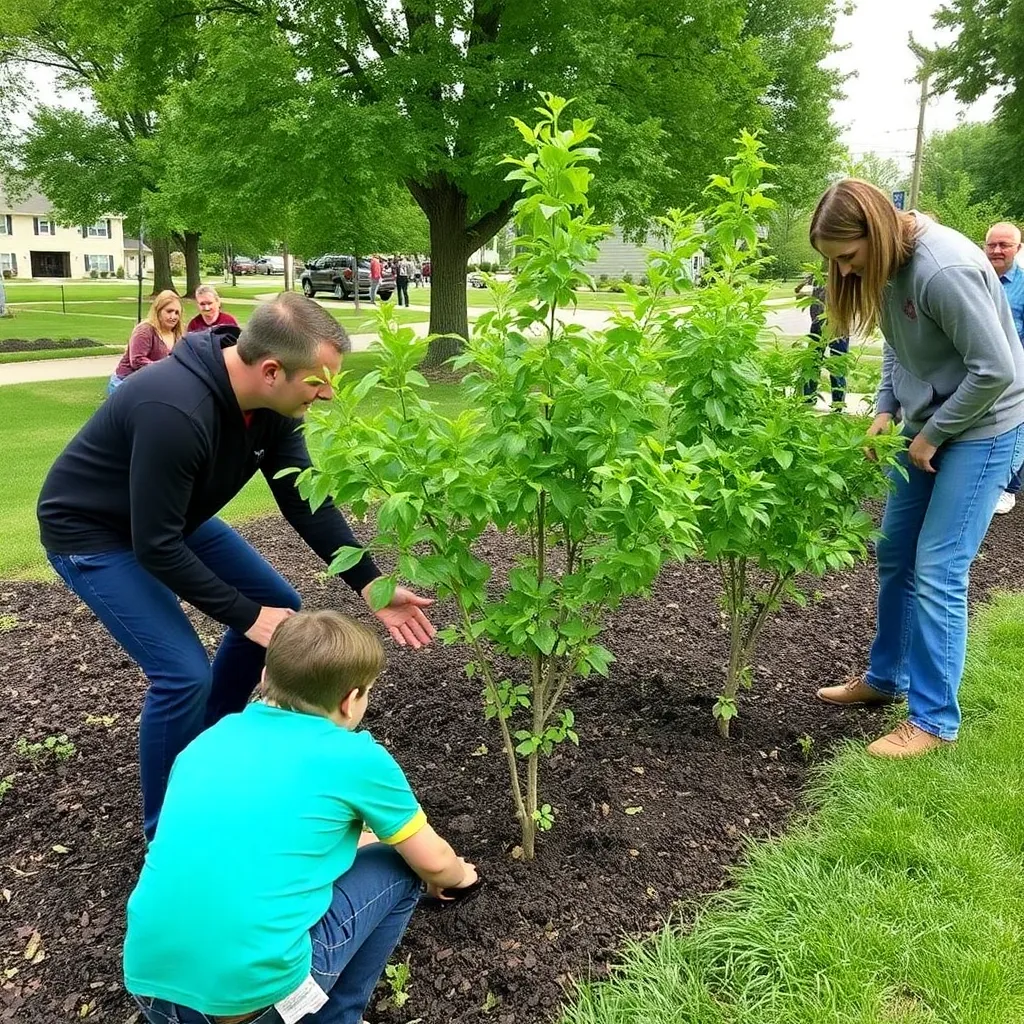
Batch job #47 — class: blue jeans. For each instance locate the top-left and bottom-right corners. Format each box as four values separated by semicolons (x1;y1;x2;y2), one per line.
131;844;422;1024
47;518;300;839
865;425;1024;739
1007;467;1021;495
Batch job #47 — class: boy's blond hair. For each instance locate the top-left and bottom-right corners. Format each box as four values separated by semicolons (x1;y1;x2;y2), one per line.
263;610;385;716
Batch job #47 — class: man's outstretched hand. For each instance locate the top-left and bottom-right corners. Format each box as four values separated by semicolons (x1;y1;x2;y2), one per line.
362;583;436;649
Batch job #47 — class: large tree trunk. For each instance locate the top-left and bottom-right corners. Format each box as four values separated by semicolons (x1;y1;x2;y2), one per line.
422;188;470;366
149;234;174;295
184;231;202;297
408;179;518;368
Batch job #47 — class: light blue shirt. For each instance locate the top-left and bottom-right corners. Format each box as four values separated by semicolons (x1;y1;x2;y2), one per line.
998;260;1024;342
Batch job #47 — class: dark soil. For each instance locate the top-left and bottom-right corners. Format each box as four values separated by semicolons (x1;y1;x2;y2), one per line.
0;338;104;353
2;512;1022;1023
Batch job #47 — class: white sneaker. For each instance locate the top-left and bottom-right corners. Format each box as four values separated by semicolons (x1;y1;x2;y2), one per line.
995;491;1017;515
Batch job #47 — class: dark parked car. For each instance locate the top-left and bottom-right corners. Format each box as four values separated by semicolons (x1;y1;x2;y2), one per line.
300;255;395;301
230;255;256;275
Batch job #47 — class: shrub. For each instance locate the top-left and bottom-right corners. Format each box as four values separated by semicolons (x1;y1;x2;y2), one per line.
2;269;13;279
100;270;109;278
296;95;702;859
466;262;479;273
169;250;186;275
622;271;634;284
89;269;99;279
115;265;125;279
645;133;903;736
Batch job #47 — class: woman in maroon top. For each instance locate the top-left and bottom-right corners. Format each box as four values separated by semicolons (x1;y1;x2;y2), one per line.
186;285;239;334
109;290;184;395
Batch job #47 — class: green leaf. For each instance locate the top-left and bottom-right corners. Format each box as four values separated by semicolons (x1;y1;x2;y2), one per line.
327;545;366;575
365;575;397;612
773;448;793;470
532;623;557;656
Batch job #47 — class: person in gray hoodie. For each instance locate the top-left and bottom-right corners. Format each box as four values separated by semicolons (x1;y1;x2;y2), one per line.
808;179;1024;758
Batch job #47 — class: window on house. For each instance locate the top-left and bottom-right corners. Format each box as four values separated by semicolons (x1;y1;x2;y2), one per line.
85;254;114;273
0;253;16;275
87;221;110;238
39;220;54;235
0;215;10;236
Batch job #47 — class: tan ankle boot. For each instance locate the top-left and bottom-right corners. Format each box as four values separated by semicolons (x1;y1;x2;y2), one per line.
816;676;897;706
866;721;953;758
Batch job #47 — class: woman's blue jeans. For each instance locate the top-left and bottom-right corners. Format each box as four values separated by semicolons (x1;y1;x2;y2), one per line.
865;424;1024;739
131;843;423;1024
47;517;300;839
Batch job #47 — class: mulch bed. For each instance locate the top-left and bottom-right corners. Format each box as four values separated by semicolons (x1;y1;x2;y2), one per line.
0;338;104;353
1;512;1022;1023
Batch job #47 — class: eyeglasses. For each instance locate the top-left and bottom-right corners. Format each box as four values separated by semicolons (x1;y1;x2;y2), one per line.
985;242;1019;251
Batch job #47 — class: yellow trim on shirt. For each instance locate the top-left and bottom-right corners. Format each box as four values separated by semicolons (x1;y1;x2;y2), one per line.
380;808;427;845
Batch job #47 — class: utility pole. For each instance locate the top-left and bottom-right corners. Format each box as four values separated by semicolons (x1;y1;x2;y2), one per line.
908;34;934;210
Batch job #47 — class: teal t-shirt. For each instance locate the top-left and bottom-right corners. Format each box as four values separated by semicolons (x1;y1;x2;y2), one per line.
123;702;425;1015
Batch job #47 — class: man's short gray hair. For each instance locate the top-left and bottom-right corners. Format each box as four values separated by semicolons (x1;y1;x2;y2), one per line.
237;292;350;374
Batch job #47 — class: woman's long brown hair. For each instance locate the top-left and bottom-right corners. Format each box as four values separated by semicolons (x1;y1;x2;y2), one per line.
809;179;918;339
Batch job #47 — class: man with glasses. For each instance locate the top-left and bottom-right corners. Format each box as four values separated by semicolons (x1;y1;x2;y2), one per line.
984;222;1024;513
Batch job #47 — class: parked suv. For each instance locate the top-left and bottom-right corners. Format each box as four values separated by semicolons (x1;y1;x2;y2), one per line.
254;255;285;275
230;255;256;275
300;255;395;301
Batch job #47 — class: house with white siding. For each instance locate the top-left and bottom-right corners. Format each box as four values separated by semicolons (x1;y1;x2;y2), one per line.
581;226;705;282
0;185;126;279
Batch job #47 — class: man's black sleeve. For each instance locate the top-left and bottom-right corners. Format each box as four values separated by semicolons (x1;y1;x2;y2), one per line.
129;402;262;632
263;419;381;594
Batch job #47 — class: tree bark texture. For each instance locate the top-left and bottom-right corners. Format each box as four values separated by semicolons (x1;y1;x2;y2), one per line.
184;232;202;296
149;234;174;295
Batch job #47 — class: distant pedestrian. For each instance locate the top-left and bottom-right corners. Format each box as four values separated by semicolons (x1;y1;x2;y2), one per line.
369;255;382;304
413;257;423;287
984;221;1024;514
109;290;183;395
811;182;1024;759
796;272;849;409
422;257;431;286
186;285;238;334
396;255;412;307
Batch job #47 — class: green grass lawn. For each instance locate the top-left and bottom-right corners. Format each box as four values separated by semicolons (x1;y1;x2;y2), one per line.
0;352;464;580
566;590;1024;1024
1;310;132;345
464;288;636;310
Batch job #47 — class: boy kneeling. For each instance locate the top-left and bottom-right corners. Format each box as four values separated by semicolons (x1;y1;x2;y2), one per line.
123;610;477;1024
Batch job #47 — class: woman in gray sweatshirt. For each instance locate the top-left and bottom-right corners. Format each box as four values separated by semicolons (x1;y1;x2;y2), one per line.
809;179;1024;758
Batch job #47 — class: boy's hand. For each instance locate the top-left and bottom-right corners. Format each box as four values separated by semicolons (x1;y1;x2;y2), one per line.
426;859;478;901
363;584;436;649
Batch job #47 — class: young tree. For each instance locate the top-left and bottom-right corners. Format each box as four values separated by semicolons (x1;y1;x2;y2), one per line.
294;96;703;859
647;135;903;737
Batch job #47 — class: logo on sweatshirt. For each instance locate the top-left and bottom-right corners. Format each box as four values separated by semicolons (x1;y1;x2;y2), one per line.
903;298;918;321
253;449;264;464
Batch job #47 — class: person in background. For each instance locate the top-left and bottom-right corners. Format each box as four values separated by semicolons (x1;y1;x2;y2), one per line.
412;256;423;287
811;183;1024;758
422;256;431;286
186;285;239;334
109;290;183;395
983;221;1024;514
395;254;412;307
124;610;477;1024
368;254;382;305
796;270;850;409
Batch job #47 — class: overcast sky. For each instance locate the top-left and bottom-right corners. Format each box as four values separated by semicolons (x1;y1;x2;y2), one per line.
830;0;999;167
15;0;1002;170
